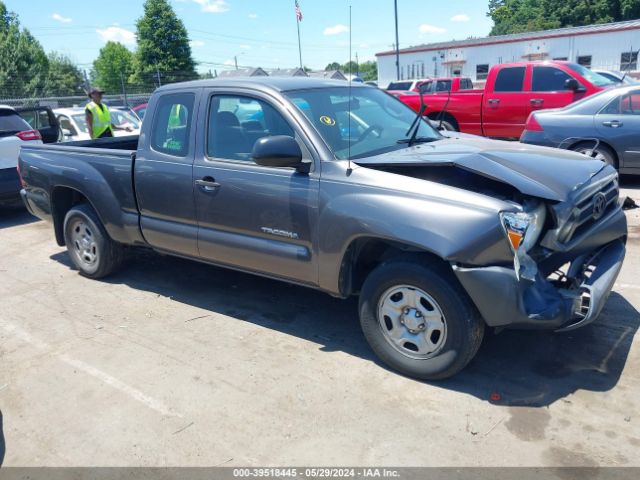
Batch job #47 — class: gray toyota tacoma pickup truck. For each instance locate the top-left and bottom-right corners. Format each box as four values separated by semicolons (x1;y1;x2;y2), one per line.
18;78;627;379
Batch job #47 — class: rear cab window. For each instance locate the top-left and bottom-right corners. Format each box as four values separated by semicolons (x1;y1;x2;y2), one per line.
387;81;412;91
493;67;526;92
150;93;195;157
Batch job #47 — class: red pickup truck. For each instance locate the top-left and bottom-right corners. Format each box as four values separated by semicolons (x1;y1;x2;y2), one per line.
397;61;615;138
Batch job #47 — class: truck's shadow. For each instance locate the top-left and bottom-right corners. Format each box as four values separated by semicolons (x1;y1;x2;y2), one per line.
0;205;37;229
51;249;639;408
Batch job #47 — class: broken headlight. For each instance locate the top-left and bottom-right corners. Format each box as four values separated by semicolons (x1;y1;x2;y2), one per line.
500;203;546;280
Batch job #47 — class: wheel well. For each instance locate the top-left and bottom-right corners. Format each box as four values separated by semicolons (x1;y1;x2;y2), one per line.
568;139;619;168
51;187;88;246
338;237;451;297
427;112;459;130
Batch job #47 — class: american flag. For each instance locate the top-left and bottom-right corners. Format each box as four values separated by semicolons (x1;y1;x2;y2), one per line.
295;0;303;22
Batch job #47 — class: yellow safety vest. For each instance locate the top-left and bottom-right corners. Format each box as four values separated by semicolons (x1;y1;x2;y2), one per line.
86;101;112;138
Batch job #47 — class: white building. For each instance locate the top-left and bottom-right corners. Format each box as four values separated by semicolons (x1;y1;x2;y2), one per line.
376;19;640;87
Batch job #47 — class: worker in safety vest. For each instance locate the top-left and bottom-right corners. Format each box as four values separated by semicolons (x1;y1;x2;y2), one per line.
85;87;132;139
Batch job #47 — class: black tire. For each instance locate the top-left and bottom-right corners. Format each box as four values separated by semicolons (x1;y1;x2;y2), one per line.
571;142;617;169
359;259;484;380
428;114;458;132
63;203;125;279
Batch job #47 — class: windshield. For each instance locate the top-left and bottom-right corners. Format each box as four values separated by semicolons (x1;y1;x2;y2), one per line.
111;109;141;129
566;63;615;87
286;87;441;160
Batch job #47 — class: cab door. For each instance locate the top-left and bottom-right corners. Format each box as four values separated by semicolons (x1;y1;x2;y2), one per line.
192;89;320;285
482;66;527;138
134;91;200;257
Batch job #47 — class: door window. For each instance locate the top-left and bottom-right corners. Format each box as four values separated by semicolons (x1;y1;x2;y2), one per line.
493;67;525;92
602;90;640;115
207;95;294;162
58;116;78;136
532;66;573;91
150;93;195;157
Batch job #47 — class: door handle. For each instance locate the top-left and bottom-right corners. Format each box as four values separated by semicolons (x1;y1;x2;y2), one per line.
530;98;544;105
195;177;221;192
602;120;623;128
488;99;500;105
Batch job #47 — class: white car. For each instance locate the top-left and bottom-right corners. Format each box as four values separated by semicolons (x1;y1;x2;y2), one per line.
592;70;638;85
54;106;141;142
386;78;431;92
1;105;42;204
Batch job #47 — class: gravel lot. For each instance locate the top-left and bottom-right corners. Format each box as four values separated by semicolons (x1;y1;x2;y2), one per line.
0;177;639;467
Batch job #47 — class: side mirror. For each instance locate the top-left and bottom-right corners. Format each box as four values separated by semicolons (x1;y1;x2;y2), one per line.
252;135;308;172
565;78;585;92
62;128;73;137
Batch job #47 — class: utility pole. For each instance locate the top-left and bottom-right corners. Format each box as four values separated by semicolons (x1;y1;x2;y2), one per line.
234;56;238;70
394;0;400;80
356;52;359;77
156;65;162;87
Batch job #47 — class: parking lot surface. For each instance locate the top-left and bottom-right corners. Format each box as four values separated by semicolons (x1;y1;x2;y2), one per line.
1;178;639;467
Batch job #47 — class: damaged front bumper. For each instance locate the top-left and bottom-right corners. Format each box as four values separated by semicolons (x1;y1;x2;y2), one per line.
452;199;627;331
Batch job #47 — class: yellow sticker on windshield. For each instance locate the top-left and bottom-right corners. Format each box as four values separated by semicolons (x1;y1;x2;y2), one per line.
320;115;336;126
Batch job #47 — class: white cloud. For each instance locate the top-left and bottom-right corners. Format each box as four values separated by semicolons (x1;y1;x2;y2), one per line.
189;40;205;48
223;59;235;66
52;13;72;23
323;24;349;36
193;0;229;13
451;14;470;22
239;44;251;50
419;24;446;34
248;13;258;19
96;26;136;45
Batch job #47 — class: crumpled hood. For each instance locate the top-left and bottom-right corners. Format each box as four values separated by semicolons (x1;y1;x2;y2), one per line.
354;137;607;202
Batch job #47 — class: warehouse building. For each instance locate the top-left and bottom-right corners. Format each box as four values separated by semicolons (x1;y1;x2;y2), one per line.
376;19;640;87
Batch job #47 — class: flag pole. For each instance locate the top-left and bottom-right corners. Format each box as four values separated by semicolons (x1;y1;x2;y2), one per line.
297;20;303;69
296;2;303;69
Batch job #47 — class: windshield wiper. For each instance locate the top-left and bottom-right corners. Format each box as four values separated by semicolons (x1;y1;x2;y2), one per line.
396;136;437;145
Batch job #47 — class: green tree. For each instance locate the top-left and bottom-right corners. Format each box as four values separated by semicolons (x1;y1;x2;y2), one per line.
134;0;198;86
0;1;49;98
323;60;378;81
45;52;85;96
92;41;135;93
488;0;640;36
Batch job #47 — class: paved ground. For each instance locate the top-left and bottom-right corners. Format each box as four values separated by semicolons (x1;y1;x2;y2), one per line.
0;178;639;467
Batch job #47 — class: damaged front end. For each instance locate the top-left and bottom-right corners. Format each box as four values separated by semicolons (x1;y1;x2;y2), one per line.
453;169;627;331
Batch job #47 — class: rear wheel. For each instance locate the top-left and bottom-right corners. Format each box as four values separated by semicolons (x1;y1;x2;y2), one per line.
63;203;125;278
571;142;617;169
359;259;484;380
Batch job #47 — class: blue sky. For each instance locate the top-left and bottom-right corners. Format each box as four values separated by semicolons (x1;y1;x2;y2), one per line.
4;0;493;73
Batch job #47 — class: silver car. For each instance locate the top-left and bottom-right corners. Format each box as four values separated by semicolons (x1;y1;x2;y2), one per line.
520;85;640;174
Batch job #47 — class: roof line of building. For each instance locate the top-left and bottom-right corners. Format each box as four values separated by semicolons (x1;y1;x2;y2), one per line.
376;19;640;57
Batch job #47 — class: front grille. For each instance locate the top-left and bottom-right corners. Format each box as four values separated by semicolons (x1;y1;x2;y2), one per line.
559;177;619;244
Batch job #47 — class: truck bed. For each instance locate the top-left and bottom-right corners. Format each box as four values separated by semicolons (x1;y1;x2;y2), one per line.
18;135;144;246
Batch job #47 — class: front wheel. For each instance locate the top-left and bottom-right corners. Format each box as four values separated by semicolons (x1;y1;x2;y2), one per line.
571;142;617;169
63;203;125;279
359;260;484;380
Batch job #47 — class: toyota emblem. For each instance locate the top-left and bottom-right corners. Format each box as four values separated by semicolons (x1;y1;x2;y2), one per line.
592;192;607;220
